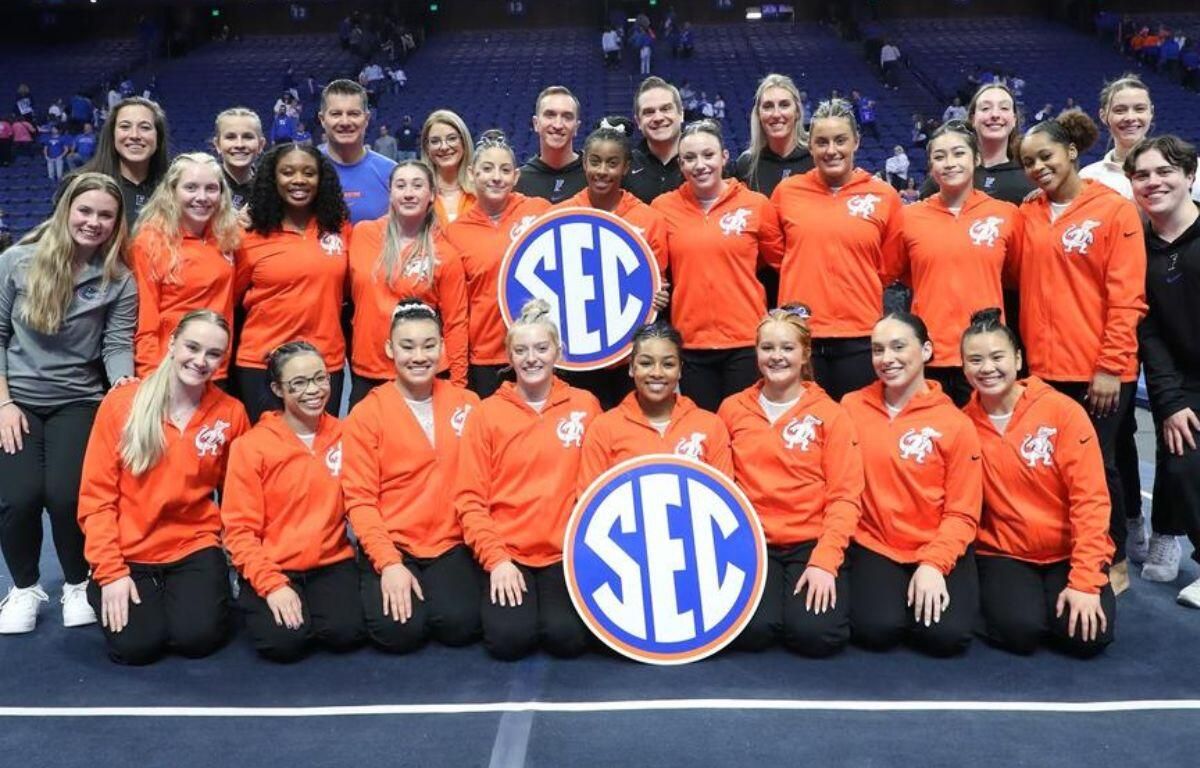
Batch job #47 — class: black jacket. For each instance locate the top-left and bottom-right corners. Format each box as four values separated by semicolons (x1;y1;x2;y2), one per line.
624;140;685;204
514;155;586;204
919;159;1034;206
734;145;815;198
1139;208;1200;421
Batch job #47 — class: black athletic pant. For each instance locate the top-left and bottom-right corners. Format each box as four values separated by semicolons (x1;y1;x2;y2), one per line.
238;558;365;662
86;547;231;666
481;561;590;661
468;364;508;399
848;544;978;657
681;347;758;413
233;366;344;424
1151;389;1200;560
0;400;96;588
977;555;1115;658
558;366;632;411
734;540;850;657
1117;400;1143;525
811;337;875;402
359;545;482;653
1046;380;1136;562
348;375;388;412
925;366;973;408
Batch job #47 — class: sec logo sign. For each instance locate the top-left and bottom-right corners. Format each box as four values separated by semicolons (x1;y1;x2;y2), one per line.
498;208;662;371
564;455;766;664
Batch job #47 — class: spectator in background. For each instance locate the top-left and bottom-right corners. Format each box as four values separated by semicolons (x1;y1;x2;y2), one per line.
880;39;901;90
678;22;695;58
713;93;726;121
1183;42;1200;90
269;104;297;145
69;91;92;133
14;84;34;120
899;177;920;204
386;67;406;94
119;76;135;99
0;115;12;167
602;27;621;67
943;96;967;123
859;98;880;140
11;115;36;157
47;100;65;127
680;80;698;120
374;124;398;161
884;145;909;190
1034;102;1055;121
67;122;98;170
107;84;122;111
43;126;67;181
141;77;158;102
911;112;927;146
395;115;417;160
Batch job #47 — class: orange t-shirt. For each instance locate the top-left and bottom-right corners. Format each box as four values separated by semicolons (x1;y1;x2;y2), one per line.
770;168;904;338
718;381;863;574
964;377;1114;593
131;229;236;378
347;217;468;384
343;379;481;571
235;219;351;370
653;179;785;349
78;382;250;585
441;193;552;365
455;378;601;570
842;380;982;575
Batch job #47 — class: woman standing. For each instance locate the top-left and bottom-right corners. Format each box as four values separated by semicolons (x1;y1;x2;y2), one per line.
235;143;351;422
841;313;982;656
77;311;250;664
653;120;785;411
0;173;135;635
211;107;266;211
420;110;476;228
131;153;241;380
735;74;815;197
74;97;171;226
347;160;468;408
718;305;864;657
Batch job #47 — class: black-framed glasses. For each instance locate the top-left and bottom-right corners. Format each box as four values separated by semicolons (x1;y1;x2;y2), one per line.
284;372;331;395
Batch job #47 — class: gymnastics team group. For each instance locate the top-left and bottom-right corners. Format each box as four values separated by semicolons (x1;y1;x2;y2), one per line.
0;68;1198;666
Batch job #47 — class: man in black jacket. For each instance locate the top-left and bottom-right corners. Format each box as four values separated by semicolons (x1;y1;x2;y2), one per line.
625;76;685;203
514;85;585;204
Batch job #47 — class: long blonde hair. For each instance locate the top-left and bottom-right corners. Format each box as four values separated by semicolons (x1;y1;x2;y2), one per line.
378;160;439;287
17;172;128;334
119;309;229;476
746;74;810;189
132;153;241;284
420;109;475;194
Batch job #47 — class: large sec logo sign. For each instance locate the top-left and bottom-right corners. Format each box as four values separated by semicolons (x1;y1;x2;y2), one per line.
564;455;766;664
498;208;662;371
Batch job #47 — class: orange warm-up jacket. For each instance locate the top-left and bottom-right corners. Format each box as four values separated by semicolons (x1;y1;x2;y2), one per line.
897;189;1022;367
841;380;982;574
433;190;476;231
77;382;250;586
441;193;551;366
455;378;601;571
718;381;863;574
343;379;481;572
579;392;733;493
1015;180;1147;382
769;168;904;338
653;179;785;349
556;188;669;272
347;216;468;384
235;219;352;370
220;412;353;598
964;377;1114;593
131;229;236;379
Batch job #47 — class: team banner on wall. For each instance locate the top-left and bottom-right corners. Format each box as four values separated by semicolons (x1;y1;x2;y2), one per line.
564;455;766;665
497;208;662;371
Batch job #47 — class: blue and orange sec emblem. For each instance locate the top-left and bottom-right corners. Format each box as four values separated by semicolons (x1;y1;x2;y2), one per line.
498;208;662;371
564;455;766;665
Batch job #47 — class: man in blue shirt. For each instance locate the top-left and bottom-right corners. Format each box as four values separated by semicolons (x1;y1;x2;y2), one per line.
317;78;395;223
270;105;297;145
67;122;97;169
43;126;68;181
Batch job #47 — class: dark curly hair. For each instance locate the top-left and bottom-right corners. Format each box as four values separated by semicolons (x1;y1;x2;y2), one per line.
247;143;349;236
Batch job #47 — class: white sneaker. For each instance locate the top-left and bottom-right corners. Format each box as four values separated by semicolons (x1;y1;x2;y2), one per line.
1141;534;1182;582
1127;516;1149;563
61;581;97;628
0;585;49;634
1179;577;1200;609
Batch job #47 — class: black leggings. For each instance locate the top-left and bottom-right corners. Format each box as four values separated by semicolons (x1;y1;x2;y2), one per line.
0;400;96;588
680;347;759;412
481;561;590;661
86;547;231;666
977;554;1115;658
467;364;508;399
1046;380;1136;561
925;366;973;408
811;337;875;402
734;540;850;657
848;544;978;657
233;366;345;424
238;558;365;662
358;545;483;653
348;375;388;412
1151;390;1200;558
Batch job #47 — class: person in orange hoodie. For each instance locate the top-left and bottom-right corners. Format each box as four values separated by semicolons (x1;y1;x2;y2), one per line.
580;321;732;490
343;299;484;653
841;311;982;656
234;143;351;422
1016;109;1147;587
553;119;669;408
347;160;468;408
961;308;1115;656
653;120;786;411
455;299;602;660
769;98;905;401
221;341;364;661
718;305;864;657
77;310;250;665
131;152;241;382
897;122;1021;406
441;131;551;397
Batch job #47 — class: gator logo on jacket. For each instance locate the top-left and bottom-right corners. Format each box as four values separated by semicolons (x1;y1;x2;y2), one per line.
557;411;588;448
510;215;538;241
846;194;880;220
195;420;231;457
674;432;707;460
898;427;941;464
1061;220;1101;255
1019;426;1057;468
719;208;752;236
325;441;343;477
450;405;472;437
319;232;346;256
968;216;1004;247
781;415;822;452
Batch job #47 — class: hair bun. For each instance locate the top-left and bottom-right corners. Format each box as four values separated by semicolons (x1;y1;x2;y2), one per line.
518;297;553;324
969;307;1003;326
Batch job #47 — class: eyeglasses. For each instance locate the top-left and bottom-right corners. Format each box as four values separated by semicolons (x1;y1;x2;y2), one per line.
426;134;461;149
284;372;331;394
